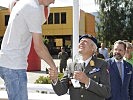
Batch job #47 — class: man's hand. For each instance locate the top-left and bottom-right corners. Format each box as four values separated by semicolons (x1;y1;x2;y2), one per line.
73;71;90;85
48;67;58;83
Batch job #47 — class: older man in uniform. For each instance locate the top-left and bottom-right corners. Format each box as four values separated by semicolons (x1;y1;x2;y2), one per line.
49;34;111;100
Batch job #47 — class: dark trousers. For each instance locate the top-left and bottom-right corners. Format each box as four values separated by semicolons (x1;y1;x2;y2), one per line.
60;67;66;73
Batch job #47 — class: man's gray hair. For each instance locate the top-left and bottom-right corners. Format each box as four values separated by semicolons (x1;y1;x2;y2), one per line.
91;40;97;53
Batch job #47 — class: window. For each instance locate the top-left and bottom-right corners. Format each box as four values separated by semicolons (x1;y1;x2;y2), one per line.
48;13;53;24
54;13;60;24
5;15;10;26
61;12;66;24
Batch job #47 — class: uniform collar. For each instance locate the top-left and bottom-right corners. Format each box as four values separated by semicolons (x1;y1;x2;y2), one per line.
80;56;92;67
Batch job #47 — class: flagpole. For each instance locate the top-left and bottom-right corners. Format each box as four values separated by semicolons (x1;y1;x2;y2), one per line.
72;0;80;61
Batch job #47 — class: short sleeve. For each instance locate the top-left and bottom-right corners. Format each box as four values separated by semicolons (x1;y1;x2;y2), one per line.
23;6;43;34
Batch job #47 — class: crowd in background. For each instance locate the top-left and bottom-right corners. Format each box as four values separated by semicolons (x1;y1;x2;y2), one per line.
58;40;133;73
55;38;133;100
95;41;133;66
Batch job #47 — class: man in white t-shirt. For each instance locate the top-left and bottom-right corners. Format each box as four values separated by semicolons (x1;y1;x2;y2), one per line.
0;0;56;100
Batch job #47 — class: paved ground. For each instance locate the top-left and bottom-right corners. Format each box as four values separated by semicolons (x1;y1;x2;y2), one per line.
0;58;72;84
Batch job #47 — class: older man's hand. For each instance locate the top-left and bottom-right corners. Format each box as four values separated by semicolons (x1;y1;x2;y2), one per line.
73;71;90;85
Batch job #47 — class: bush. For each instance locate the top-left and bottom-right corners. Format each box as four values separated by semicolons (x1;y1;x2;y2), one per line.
34;76;51;84
58;73;64;80
34;73;64;84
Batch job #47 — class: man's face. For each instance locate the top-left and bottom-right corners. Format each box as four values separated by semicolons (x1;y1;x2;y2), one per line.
113;43;126;60
78;38;94;56
126;46;132;53
101;43;105;49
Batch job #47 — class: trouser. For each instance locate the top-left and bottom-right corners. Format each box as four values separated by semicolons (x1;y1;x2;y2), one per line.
60;67;66;73
0;67;28;100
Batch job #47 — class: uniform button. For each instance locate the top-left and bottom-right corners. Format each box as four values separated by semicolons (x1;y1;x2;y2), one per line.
81;86;84;89
81;95;83;98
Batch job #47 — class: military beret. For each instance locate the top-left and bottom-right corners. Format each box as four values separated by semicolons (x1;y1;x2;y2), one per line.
79;34;97;46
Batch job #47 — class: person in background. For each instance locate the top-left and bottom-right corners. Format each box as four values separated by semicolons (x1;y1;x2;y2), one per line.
95;48;105;59
109;45;114;58
124;42;133;65
49;34;111;100
58;47;69;73
0;0;56;100
106;40;133;100
99;42;109;60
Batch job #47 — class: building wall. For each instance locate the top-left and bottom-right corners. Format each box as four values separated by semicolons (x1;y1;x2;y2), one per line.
0;9;9;37
0;6;96;37
85;13;96;36
79;10;85;35
42;6;73;36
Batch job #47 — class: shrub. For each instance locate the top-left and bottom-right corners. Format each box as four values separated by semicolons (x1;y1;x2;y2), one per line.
34;76;51;84
34;73;64;84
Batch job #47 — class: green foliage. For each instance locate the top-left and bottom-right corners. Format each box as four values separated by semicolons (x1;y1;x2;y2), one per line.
43;38;49;45
58;73;64;80
34;76;51;84
96;0;133;44
34;73;64;84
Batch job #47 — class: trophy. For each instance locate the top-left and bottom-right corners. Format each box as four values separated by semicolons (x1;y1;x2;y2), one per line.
71;53;84;88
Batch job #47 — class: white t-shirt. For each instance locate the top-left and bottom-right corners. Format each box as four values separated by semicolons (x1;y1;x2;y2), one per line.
0;0;47;69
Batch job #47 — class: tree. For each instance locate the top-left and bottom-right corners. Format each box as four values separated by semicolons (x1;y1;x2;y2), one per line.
95;0;133;46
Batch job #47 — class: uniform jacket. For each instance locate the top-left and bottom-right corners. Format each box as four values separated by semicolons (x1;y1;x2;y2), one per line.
52;56;111;100
106;58;133;100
